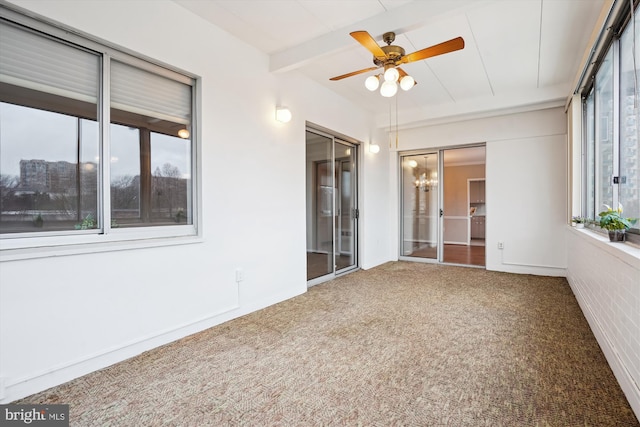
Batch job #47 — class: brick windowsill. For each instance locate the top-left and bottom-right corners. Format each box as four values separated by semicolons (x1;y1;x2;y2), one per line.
568;226;640;270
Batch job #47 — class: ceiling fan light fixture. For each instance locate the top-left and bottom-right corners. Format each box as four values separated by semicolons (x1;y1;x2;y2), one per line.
400;75;415;91
384;67;399;83
380;80;398;97
365;74;380;91
329;31;464;100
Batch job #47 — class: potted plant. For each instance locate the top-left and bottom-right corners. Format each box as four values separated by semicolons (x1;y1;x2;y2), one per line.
74;213;97;230
571;216;586;229
598;204;636;242
175;209;186;223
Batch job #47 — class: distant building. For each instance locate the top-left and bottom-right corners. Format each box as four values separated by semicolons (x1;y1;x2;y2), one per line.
19;159;48;192
18;159;97;195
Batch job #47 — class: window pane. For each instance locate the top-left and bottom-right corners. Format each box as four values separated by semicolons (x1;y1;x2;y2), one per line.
0;104;100;234
0;20;100;235
595;48;614;213
585;91;595;219
110;124;141;225
151;132;191;224
619;12;639;229
110;61;192;227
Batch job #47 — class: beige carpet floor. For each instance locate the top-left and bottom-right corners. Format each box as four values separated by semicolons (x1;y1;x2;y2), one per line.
17;262;639;426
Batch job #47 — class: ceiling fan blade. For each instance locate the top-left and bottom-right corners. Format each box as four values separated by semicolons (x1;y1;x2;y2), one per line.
401;37;465;64
330;66;379;81
397;67;417;85
350;31;387;59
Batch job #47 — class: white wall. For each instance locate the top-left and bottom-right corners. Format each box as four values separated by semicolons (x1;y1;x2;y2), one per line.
566;229;640;418
0;0;392;403
391;107;567;276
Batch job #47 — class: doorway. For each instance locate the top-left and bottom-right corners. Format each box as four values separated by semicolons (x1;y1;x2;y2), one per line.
399;145;485;266
442;147;486;266
306;128;358;284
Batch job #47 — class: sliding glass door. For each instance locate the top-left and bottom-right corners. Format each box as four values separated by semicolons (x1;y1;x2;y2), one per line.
306;129;358;283
400;152;440;260
334;142;357;272
400;146;486;266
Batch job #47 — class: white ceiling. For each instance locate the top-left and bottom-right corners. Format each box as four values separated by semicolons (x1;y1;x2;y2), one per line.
174;0;605;129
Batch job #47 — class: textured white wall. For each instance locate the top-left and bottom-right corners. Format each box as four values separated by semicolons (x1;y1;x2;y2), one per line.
486;133;567;275
566;228;640;418
0;0;391;402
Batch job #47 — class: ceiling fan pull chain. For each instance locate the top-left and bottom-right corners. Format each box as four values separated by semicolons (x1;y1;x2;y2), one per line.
389;97;392;148
396;94;399;149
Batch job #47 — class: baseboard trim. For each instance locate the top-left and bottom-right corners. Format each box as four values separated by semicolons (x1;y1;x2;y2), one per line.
1;303;238;404
1;287;305;404
488;263;566;277
567;274;640;421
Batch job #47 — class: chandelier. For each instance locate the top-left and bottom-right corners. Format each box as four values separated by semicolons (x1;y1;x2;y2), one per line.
364;66;415;97
413;156;438;191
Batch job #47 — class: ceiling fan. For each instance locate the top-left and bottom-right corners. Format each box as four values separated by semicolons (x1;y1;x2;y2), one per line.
330;31;464;96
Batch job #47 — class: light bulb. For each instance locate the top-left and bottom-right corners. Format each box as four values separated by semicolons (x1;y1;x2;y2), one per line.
400;75;415;91
275;107;292;123
380;81;398;97
369;144;380;154
407;160;418;168
365;75;380;91
178;128;190;139
384;67;399;82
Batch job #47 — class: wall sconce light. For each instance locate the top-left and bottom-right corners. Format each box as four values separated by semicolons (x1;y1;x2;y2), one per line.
369;143;380;154
275;107;292;123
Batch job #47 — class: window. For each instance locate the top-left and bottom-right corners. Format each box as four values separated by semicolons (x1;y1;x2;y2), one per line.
109;60;193;228
581;4;639;236
619;12;640;230
594;48;614;216
0;20;100;234
0;11;197;244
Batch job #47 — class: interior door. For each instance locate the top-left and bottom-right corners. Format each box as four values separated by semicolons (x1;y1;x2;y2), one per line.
400;152;440;260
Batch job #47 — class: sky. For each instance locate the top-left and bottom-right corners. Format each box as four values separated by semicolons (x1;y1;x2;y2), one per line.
0;103;190;181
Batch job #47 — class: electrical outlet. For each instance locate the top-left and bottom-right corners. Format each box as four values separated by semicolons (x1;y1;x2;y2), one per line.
498;241;504;249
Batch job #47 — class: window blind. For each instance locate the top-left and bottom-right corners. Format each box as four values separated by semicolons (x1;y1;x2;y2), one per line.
0;19;99;104
111;60;191;125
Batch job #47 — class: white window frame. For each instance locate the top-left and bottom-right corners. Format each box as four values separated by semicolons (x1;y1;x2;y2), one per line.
0;5;202;260
576;0;639;246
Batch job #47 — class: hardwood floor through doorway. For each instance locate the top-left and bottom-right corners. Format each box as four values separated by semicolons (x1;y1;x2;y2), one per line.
309;243;486;278
406;244;485;266
443;243;485;266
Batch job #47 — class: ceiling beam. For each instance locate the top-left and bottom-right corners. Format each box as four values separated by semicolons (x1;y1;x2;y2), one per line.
269;0;490;73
